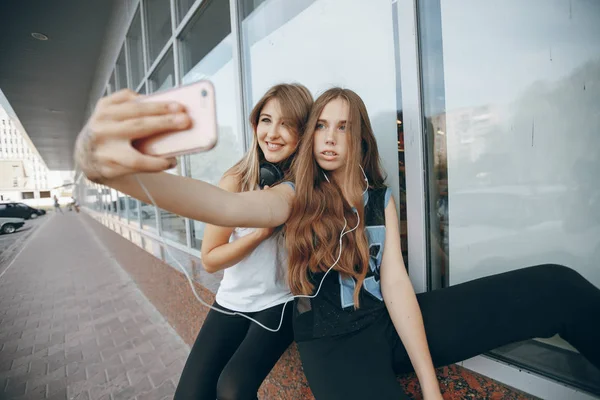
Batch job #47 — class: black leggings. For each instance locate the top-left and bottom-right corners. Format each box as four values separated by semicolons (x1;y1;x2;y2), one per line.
298;264;600;400
174;301;293;400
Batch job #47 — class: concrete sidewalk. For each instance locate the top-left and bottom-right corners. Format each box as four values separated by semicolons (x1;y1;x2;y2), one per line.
0;212;189;400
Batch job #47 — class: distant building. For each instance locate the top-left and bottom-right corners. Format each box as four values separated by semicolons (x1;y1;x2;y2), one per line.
0;107;51;201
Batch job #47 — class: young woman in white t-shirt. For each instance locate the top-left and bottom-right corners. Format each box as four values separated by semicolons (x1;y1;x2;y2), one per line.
173;84;313;399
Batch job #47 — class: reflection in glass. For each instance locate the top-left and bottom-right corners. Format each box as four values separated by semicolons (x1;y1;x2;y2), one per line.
419;0;448;290
391;0;408;268
108;70;116;94
128;197;139;224
145;48;186;243
145;0;172;65
117;192;127;218
140;201;157;231
127;8;145;89
109;189;118;213
148;49;175;93
116;47;127;90
160;163;188;245
179;0;243;248
238;0;401;215
176;0;196;23
95;185;102;211
419;0;600;392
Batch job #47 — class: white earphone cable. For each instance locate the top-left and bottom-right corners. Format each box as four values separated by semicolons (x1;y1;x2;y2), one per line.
136;174;361;332
74;165;369;332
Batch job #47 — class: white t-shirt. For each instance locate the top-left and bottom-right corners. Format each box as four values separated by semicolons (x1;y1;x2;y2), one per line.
215;226;293;312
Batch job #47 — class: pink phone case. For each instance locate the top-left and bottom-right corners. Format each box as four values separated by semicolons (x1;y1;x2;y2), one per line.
134;80;218;158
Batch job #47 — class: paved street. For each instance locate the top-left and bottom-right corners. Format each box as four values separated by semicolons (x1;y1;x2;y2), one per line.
0;214;48;268
0;212;189;400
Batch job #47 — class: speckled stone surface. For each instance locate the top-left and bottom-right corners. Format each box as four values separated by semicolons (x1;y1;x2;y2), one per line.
87;213;537;399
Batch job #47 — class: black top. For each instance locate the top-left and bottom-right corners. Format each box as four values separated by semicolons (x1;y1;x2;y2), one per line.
293;187;392;341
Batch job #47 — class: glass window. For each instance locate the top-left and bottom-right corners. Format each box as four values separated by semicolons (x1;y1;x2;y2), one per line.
159;165;188;245
108;70;116;94
145;0;173;65
146;49;186;244
109;189;118;213
140;201;157;230
128;197;140;224
176;0;196;23
179;0;243;248
238;0;403;254
117;191;127;218
148;49;175;93
115;46;127;90
419;0;600;392
127;8;145;89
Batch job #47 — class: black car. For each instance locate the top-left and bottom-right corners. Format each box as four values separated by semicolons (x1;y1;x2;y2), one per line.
0;202;46;220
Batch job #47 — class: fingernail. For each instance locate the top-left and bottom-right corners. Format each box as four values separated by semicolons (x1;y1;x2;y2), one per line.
169;102;182;112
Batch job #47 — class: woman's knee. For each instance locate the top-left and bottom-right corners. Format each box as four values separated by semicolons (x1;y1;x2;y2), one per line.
526;264;584;286
529;264;597;309
215;372;257;400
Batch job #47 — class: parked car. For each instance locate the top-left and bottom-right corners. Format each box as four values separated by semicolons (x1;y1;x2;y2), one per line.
0;217;25;234
0;202;46;220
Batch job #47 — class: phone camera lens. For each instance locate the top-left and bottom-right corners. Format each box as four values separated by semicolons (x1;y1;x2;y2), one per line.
201;89;208;97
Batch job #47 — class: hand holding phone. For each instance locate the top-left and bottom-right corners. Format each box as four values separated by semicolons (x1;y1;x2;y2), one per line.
133;80;218;158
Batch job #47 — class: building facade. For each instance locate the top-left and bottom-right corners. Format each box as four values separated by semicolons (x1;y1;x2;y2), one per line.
0;107;51;201
74;0;600;398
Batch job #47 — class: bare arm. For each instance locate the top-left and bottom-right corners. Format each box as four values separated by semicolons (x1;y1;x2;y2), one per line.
200;175;276;273
100;173;293;229
380;197;442;400
74;89;293;229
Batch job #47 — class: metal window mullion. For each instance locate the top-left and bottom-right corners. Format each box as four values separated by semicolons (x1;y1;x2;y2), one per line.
123;20;133;226
114;65;121;91
169;0;193;249
124;39;133;89
136;199;142;228
170;0;181;87
174;0;207;37
396;0;428;294
116;191;121;217
139;0;160;227
140;0;150;75
144;37;175;90
135;80;145;93
236;0;254;147
230;0;249;152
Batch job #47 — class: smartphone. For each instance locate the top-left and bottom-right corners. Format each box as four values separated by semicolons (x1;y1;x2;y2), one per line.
133;80;218;158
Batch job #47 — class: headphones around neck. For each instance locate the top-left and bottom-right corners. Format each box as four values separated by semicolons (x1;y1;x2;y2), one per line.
259;162;284;188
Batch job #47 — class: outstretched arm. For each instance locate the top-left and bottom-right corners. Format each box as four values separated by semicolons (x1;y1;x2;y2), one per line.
380;197;442;400
102;173;294;228
74;89;293;228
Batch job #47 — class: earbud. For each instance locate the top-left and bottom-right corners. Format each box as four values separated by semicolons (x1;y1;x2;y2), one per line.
322;166;368;195
359;165;369;195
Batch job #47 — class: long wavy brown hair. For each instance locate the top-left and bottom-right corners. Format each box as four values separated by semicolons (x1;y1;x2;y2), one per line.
285;88;387;307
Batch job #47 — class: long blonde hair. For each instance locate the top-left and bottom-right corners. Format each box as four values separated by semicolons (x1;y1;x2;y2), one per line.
226;84;313;192
285;88;386;307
